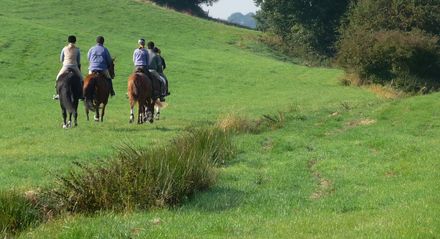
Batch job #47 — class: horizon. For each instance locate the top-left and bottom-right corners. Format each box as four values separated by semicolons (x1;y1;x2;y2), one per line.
201;0;259;20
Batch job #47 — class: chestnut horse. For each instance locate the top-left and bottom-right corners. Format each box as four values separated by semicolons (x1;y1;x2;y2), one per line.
83;59;115;122
128;69;155;124
57;69;82;128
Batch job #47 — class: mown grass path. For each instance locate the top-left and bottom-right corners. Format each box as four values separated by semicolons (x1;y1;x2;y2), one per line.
0;0;438;238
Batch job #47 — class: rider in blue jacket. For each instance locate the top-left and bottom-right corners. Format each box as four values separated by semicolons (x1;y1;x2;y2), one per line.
87;36;115;96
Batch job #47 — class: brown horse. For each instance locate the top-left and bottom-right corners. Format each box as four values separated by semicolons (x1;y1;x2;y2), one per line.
83;59;115;122
127;69;155;124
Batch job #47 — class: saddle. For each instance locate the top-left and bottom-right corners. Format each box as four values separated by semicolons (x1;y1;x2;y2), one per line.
135;67;146;74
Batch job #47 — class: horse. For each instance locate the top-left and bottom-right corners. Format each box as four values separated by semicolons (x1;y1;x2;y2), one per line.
83;59;115;122
56;69;82;128
127;69;155;124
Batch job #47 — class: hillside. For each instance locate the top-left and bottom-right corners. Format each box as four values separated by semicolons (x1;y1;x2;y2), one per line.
0;0;438;238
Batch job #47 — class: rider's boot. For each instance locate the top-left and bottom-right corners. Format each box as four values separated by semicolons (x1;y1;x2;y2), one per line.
107;78;115;96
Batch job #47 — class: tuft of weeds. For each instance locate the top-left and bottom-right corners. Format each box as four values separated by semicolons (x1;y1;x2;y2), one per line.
51;126;235;213
0;190;42;236
217;114;260;134
260;111;286;130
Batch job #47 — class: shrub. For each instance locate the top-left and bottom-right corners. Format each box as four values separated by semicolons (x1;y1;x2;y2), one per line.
0;191;42;235
337;29;440;92
337;0;440;92
51;127;235;213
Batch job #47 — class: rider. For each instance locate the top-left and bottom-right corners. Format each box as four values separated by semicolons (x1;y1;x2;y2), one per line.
154;47;170;96
53;35;83;100
147;41;167;101
133;38;149;73
87;36;115;96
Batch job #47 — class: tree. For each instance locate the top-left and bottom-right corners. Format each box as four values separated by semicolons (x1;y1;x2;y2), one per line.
150;0;218;16
255;0;352;57
336;0;440;92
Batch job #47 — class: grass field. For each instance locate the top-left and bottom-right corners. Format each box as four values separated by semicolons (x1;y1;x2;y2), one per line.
0;0;439;238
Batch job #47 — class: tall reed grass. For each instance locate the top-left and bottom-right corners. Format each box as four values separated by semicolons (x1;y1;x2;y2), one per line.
0;191;42;236
51;127;235;213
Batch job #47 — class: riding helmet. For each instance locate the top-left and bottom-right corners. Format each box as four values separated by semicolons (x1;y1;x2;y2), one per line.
68;35;76;43
96;36;105;44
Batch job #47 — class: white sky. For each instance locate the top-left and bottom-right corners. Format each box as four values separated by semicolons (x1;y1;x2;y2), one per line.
201;0;259;20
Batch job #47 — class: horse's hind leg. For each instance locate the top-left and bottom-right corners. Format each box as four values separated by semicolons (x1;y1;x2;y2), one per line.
146;98;155;123
67;113;72;128
74;101;78;127
62;108;68;128
129;106;135;124
94;108;100;122
154;104;160;120
138;101;144;124
74;111;78;127
100;105;106;122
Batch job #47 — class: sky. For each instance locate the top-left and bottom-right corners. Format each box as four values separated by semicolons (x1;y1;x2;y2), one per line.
201;0;259;20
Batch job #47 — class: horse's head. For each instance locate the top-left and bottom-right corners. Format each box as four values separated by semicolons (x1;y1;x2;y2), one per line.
109;57;116;79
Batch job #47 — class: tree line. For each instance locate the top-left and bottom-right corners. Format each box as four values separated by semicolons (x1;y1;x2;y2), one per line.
255;0;440;92
149;0;218;16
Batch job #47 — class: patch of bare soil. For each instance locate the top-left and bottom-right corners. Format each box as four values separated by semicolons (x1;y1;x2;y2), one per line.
308;159;334;200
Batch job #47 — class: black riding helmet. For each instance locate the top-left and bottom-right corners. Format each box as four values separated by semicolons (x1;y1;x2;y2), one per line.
68;35;76;43
147;41;154;49
96;36;105;44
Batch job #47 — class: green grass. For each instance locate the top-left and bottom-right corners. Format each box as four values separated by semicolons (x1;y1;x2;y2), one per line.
0;0;439;238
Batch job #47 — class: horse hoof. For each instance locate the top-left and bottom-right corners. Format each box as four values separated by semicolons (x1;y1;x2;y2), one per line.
62;124;68;129
94;116;99;122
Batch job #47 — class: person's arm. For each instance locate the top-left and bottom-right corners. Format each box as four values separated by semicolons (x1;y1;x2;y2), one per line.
133;50;136;65
77;49;81;70
60;49;64;63
145;50;149;66
87;48;92;62
105;48;112;67
161;56;166;70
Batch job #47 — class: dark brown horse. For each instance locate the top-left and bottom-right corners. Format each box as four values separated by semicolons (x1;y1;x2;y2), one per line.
83;59;115;122
57;69;82;128
128;69;155;124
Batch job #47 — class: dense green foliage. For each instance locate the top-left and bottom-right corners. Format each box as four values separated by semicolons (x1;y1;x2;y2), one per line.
256;0;440;91
0;191;41;235
337;0;440;92
255;0;351;58
52;127;234;213
150;0;217;16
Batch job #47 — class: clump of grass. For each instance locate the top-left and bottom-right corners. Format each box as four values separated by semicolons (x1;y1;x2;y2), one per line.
0;190;42;236
217;112;288;134
260;111;286;130
217;114;260;133
51;126;235;213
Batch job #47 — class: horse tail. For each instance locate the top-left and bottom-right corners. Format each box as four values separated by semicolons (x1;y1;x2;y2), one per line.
58;73;75;113
83;74;96;111
128;74;138;100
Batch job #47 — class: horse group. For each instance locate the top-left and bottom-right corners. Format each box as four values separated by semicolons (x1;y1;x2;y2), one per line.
57;60;162;128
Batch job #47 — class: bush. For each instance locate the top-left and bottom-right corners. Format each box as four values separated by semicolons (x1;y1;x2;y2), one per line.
0;191;42;235
51;127;235;213
336;0;440;92
337;29;440;92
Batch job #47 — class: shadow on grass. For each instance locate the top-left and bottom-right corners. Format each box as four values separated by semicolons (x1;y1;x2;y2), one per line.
191;187;245;212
